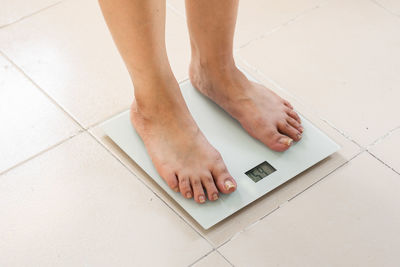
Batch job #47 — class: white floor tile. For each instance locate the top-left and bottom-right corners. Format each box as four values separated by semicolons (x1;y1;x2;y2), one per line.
192;251;231;267
0;54;79;173
90;64;361;247
0;132;212;266
0;0;59;27
1;0;399;265
167;0;322;47
0;0;190;127
369;128;400;174
375;0;400;16
238;0;400;146
219;152;400;267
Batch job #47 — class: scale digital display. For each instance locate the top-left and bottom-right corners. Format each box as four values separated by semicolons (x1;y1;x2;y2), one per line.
245;161;276;182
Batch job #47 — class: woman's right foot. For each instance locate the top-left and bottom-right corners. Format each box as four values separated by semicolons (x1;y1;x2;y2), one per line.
130;76;237;204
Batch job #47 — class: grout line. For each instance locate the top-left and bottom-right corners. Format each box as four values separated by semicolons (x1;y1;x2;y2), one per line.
86;57;370;255
86;130;217;250
238;58;301;97
0;51;86;130
287;150;365;202
0;51;87;177
214;150;366;249
368;151;400;176
370;0;400;18
3;0;396;254
87;77;191;130
0;130;84;176
87;58;398;260
1;49;218;253
238;56;400;178
366;126;400;176
215;250;235;267
215;206;280;250
366;125;400;149
2;45;373;255
238;57;363;149
317;118;361;148
187;249;216;267
0;1;63;29
237;2;324;51
1;0;396;260
85;108;130;130
187;248;235;267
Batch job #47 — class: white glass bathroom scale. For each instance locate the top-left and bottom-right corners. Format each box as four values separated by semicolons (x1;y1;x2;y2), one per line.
101;75;340;230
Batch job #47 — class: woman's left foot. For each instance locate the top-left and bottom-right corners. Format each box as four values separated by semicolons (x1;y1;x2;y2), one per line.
189;61;303;152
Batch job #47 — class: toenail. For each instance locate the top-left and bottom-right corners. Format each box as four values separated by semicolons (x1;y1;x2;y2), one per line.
279;137;293;146
173;187;179;192
224;180;235;191
213;193;219;200
299;126;304;132
297;134;302;139
199;195;205;203
186;192;192;198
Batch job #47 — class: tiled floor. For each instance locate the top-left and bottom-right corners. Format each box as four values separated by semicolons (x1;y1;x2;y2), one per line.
1;0;399;266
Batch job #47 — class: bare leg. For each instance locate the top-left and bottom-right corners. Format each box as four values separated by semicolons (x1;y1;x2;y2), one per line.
98;0;237;203
186;0;303;152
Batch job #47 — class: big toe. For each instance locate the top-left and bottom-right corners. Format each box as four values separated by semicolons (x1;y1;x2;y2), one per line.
211;161;237;194
260;128;294;152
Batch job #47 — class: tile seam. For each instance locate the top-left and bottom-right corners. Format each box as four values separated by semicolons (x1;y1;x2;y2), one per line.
85;80;190;129
0;51;86;130
0;129;85;176
3;0;396;262
0;1;63;30
367;151;400;176
0;51;86;176
86;130;218;250
216;150;366;250
237;0;327;51
215;249;235;267
366;126;400;176
215;206;280;250
187;248;216;267
370;0;400;18
237;57;363;150
367;126;400;149
287;150;365;202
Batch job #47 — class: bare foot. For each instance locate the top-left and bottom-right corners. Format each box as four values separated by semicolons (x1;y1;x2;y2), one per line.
189;62;303;152
130;77;237;204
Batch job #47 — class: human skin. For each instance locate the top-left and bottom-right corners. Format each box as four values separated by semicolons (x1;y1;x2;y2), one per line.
98;0;302;203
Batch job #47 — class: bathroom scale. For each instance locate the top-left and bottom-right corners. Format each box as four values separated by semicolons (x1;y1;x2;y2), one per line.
100;75;340;230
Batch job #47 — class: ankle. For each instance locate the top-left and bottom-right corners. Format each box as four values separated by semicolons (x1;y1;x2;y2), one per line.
190;51;236;73
190;56;241;88
133;72;179;105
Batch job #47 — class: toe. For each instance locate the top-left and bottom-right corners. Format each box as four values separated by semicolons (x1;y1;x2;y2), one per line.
283;100;294;109
211;161;237;194
162;171;180;192
278;121;302;142
178;175;193;199
260;128;294;152
190;177;206;204
286;108;301;124
200;174;219;201
287;117;303;133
